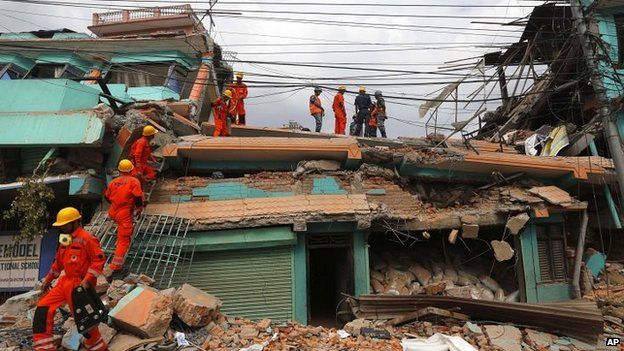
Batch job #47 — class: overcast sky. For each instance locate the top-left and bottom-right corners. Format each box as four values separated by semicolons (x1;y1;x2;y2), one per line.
0;0;537;138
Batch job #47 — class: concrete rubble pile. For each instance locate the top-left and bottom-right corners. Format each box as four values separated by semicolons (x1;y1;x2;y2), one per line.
583;261;624;340
0;270;610;351
369;251;519;302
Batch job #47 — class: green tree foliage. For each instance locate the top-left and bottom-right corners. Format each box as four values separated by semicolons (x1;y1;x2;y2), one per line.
3;176;54;242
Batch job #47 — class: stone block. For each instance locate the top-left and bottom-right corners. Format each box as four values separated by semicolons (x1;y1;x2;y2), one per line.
109;286;173;338
491;240;515;261
239;325;259;339
484;325;522;351
461;223;479;239
0;290;41;317
524;329;556;348
256;318;271;330
173;284;222;327
464;322;482;335
506;213;530;235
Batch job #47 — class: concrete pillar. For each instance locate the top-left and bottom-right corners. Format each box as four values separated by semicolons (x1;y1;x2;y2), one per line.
189;53;213;120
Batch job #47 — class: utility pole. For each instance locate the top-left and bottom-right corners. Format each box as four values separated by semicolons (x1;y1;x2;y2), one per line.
571;0;624;211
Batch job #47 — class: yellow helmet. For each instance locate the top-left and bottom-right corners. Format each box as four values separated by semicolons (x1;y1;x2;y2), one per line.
118;159;134;173
53;207;82;227
223;90;233;98
143;125;158;136
236;72;244;79
359;86;366;92
338;85;346;91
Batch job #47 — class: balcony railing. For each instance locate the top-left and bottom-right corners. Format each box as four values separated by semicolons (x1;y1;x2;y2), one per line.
92;4;194;25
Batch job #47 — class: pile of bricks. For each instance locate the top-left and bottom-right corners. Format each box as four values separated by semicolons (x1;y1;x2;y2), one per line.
0;273;603;351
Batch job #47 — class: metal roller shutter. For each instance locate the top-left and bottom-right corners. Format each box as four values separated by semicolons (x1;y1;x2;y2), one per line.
176;246;293;322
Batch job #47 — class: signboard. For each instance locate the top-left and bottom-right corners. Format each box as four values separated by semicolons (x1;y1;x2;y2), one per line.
0;232;56;291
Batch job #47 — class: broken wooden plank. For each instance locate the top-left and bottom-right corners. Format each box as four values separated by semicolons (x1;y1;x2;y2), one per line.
388;306;470;326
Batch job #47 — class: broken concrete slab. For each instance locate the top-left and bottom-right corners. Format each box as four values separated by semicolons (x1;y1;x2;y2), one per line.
528;186;573;206
507;188;543;204
484;325;522;351
491;240;515;261
293;160;341;177
506;212;530;235
109;286;173;338
461;223;479;239
108;333;163;351
99;322;118;344
524;329;557;349
173;283;222;327
0;290;41;316
239;325;259;339
464;322;482;335
138;274;155;286
256;318;271;330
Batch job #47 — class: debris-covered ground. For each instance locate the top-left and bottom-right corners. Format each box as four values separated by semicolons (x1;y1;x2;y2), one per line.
0;270;613;351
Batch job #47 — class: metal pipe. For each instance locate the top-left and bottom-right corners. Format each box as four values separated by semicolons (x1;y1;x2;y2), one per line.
571;0;624;211
589;141;622;228
572;208;589;299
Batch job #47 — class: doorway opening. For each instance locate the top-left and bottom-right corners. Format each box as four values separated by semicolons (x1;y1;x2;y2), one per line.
307;234;353;327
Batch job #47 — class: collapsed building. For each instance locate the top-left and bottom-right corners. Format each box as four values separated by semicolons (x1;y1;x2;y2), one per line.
0;4;231;297
0;2;623;349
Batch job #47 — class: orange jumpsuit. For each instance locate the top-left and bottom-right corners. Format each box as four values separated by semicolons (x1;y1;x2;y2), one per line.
332;92;347;135
105;175;143;270
33;227;107;351
227;82;248;125
212;97;231;137
130;136;157;182
369;107;379;137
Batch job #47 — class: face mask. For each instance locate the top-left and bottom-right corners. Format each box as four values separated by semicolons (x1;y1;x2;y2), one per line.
59;234;72;246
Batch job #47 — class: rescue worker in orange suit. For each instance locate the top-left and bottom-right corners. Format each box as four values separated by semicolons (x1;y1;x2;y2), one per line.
227;72;248;125
104;159;144;281
373;91;388;138
130;125;158;184
309;87;324;133
332;86;347;135
33;207;108;351
212;90;233;137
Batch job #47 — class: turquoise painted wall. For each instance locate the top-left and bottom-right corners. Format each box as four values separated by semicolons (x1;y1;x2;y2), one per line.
519;215;573;302
293;232;307;323
190;226;296;252
127;86;180;101
353;230;370;296
0;112;104;146
191;181;294;200
111;50;198;70
36;52;94;73
51;33;91;39
0;33;37;40
0;53;35;71
0;79;100;112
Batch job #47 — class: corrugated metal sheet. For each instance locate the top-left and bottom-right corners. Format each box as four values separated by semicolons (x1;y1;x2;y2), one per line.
176;246;293;322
